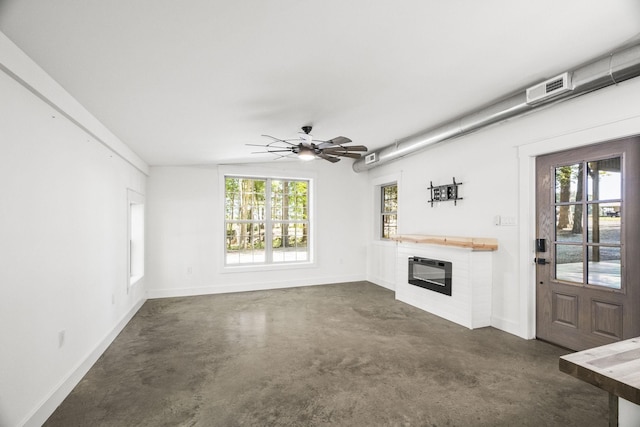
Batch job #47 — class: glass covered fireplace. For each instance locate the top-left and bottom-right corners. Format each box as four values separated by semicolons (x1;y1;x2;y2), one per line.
408;256;452;296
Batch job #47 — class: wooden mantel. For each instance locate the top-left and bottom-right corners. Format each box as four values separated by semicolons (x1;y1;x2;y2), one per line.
392;234;498;251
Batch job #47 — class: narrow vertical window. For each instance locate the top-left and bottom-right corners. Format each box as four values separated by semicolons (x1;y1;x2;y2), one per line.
381;184;397;239
128;189;145;286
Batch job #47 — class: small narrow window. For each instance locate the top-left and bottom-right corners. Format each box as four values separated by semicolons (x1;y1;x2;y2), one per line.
381;184;397;239
128;189;145;286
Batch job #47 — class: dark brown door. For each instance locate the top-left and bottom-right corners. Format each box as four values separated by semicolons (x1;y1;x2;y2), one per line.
536;137;640;351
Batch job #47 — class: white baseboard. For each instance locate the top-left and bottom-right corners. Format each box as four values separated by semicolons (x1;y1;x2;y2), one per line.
366;275;395;291
24;298;147;427
490;315;525;339
146;275;366;299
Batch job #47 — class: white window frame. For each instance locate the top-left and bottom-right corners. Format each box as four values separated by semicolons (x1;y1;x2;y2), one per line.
127;189;145;288
373;173;402;242
219;165;316;272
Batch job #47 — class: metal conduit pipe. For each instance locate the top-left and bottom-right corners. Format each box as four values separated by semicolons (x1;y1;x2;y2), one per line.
353;41;640;173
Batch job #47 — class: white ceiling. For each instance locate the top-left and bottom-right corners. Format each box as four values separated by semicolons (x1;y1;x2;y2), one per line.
1;1;640;166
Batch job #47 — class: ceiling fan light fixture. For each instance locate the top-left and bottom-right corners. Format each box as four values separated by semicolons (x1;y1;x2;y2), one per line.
298;146;316;161
251;126;367;164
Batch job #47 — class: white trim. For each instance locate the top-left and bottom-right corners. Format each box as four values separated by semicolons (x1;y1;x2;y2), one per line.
0;32;149;175
218;164;319;180
517;114;640;340
366;275;396;291
490;315;522;337
220;261;316;274
146;276;366;299
22;298;146;427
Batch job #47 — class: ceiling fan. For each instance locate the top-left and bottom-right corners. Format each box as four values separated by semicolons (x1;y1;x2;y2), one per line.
248;126;368;163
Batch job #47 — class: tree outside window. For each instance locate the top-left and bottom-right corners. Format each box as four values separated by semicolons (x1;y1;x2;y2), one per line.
381;184;397;239
225;177;309;265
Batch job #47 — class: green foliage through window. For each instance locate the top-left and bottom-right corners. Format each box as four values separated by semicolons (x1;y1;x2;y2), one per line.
381;184;397;239
225;177;310;265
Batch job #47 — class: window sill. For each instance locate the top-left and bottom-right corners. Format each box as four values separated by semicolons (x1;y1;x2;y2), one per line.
222;261;316;274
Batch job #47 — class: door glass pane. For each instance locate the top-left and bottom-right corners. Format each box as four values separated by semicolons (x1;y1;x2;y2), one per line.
588;204;621;244
556;205;583;242
555;163;583;203
555;244;583;283
587;157;621;201
588;246;621;289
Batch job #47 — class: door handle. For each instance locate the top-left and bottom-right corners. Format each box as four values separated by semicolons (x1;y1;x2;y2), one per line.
534;257;547;265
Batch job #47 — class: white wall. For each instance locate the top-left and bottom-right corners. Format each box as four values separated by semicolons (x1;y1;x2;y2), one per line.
146;162;369;297
3;21;640;425
0;36;148;426
365;75;640;338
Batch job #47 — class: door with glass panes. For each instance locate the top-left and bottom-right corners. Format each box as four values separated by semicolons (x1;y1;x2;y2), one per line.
535;137;640;351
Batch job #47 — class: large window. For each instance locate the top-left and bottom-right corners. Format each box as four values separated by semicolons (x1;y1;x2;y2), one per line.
381;183;397;239
225;176;310;265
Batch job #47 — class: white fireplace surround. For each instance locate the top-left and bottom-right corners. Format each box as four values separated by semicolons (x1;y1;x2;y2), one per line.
395;239;494;329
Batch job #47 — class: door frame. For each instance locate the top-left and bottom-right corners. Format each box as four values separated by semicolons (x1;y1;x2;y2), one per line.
516;118;640;340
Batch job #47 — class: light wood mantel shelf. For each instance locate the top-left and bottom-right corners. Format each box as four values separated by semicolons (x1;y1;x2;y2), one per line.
392;234;498;251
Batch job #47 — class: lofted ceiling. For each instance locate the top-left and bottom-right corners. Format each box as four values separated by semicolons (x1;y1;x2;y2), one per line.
1;1;640;166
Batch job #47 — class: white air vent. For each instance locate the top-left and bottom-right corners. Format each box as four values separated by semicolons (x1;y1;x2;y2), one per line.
364;152;377;165
526;72;572;105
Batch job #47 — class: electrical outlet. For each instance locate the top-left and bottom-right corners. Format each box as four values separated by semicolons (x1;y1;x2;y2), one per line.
58;330;65;348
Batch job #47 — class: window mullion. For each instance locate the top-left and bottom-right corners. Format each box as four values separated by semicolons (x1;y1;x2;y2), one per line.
265;178;273;263
582;161;588;284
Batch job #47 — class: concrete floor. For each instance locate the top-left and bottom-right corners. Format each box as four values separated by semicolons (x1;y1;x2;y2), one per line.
45;282;607;426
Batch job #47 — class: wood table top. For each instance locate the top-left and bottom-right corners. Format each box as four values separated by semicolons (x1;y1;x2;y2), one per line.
559;337;640;405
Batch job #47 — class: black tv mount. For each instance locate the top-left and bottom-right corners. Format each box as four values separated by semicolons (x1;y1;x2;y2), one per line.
428;177;463;207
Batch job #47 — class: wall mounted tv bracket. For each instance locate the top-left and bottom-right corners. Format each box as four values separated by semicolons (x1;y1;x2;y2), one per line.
428;177;463;207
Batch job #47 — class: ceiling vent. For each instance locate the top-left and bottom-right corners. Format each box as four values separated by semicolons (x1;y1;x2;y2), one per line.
526;72;572;105
364;152;377;165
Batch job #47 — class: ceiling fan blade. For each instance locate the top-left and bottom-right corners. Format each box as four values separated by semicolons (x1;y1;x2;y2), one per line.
323;146;367;154
316;141;336;149
261;134;297;146
318;153;341;163
323;151;361;159
339;145;368;151
325;136;352;145
246;143;290;148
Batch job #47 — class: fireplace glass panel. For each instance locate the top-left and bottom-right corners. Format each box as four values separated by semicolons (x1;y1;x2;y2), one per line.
408;257;452;296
